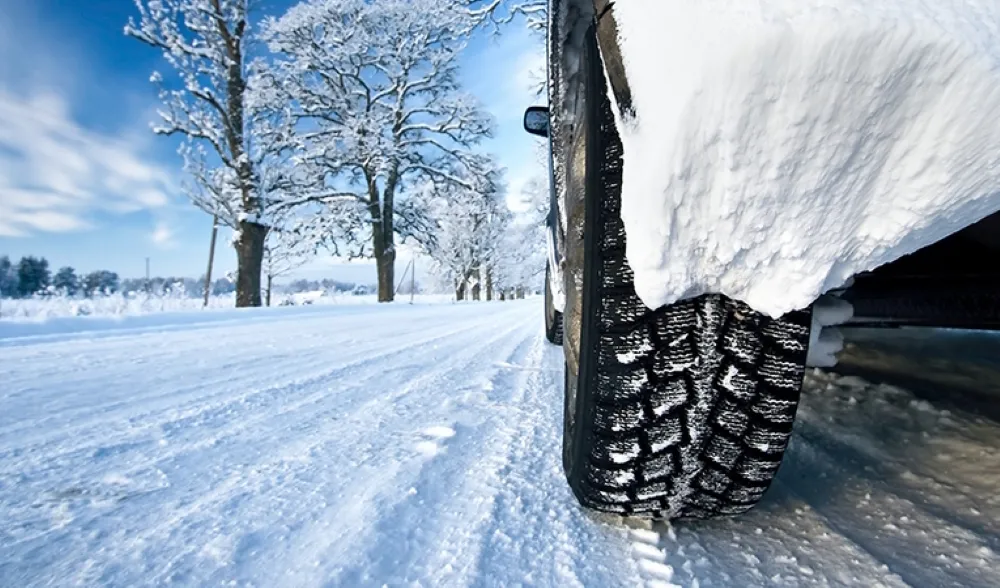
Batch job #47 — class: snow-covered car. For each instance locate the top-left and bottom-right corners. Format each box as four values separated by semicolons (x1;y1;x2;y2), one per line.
524;0;1000;520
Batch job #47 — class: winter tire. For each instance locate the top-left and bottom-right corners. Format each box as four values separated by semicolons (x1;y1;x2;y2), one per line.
559;25;813;520
545;263;564;345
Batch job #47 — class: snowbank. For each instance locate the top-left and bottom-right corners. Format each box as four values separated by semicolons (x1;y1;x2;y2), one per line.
612;0;1000;317
0;292;457;326
0;293;236;321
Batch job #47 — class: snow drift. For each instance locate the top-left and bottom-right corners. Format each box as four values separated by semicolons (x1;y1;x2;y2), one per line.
611;0;1000;318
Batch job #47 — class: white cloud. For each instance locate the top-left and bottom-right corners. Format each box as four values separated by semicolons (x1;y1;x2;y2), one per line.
0;91;174;237
151;222;175;248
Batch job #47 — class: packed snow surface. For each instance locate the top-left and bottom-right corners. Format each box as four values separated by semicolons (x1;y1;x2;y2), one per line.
2;302;999;586
612;0;1000;317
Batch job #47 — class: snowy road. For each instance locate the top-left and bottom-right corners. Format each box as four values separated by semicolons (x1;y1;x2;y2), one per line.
2;301;999;587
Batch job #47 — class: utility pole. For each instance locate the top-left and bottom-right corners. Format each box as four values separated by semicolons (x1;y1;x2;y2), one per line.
409;258;415;305
395;259;413;296
203;215;219;307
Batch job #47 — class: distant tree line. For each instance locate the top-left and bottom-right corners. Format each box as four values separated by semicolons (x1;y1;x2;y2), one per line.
0;255;121;298
118;276;238;297
0;254;371;300
285;279;366;294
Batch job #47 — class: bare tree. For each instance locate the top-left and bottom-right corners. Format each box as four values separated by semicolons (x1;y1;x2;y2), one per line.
126;0;286;307
465;0;547;33
262;229;311;307
419;166;511;302
258;0;496;302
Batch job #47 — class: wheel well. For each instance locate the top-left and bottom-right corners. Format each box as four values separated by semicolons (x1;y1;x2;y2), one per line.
845;210;1000;329
856;211;1000;279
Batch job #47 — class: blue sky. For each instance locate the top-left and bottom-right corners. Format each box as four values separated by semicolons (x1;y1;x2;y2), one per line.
0;0;545;284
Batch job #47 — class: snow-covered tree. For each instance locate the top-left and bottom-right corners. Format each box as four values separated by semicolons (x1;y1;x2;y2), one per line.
262;229;312;307
82;271;121;297
16;257;51;298
493;218;546;298
0;256;17;298
257;0;496;302
420;168;510;301
466;0;547;34
53;267;80;297
126;0;289;307
491;145;548;299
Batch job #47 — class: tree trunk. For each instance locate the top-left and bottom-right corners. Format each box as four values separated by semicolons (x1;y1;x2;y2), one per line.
219;10;263;310
369;201;395;303
375;250;395;302
266;273;272;307
367;161;399;303
471;268;481;301
235;221;267;307
485;268;493;301
456;280;466;301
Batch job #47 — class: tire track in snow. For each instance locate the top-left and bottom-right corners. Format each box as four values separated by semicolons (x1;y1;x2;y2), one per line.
0;345;332;446
464;340;643;588
777;434;1000;587
0;306;493;448
792;426;1000;553
1;304;535;584
80;306;540;586
796;372;1000;551
321;330;642;588
0;304;482;426
214;316;543;587
322;328;547;587
0;307;509;471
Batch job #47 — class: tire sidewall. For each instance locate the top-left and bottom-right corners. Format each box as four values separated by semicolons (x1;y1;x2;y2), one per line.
560;25;602;486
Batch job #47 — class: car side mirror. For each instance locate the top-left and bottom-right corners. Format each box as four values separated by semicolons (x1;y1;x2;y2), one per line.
523;106;549;138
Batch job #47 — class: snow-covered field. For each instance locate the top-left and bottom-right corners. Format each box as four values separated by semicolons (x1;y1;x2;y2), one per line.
0;292;456;322
2;301;998;587
0;293;239;321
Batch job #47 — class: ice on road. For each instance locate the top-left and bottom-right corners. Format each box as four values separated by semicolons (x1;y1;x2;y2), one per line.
1;301;998;587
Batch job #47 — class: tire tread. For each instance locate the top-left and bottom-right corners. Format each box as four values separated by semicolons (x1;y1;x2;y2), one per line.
565;30;812;519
